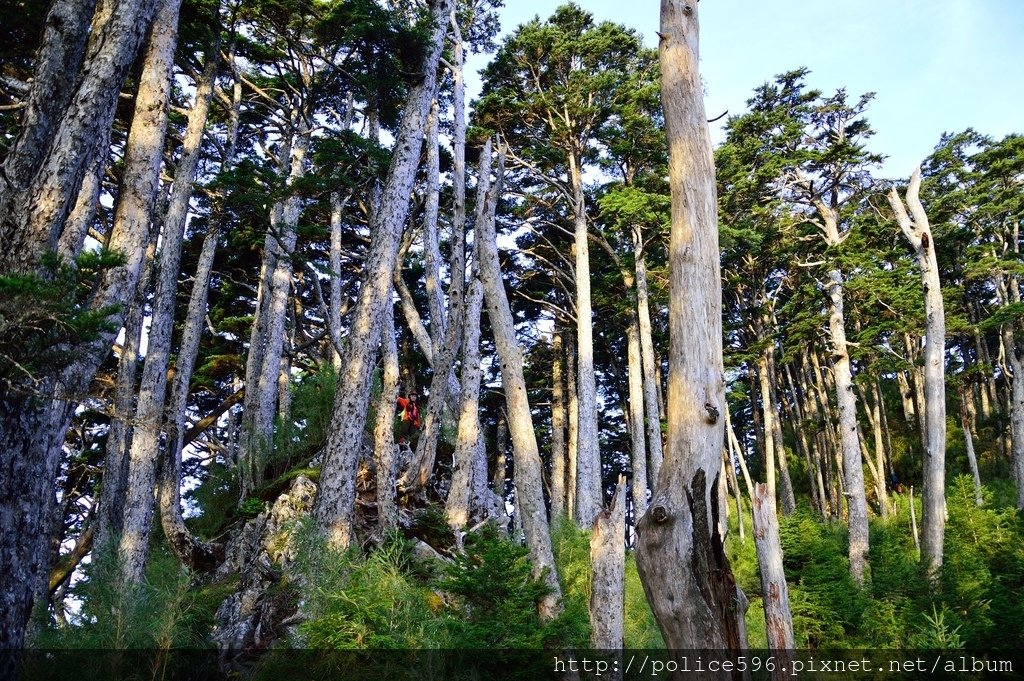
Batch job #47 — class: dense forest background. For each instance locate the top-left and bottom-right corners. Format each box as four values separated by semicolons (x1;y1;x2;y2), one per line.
1;0;1023;674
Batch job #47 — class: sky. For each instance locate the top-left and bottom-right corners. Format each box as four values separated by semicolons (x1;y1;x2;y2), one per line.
465;0;1024;177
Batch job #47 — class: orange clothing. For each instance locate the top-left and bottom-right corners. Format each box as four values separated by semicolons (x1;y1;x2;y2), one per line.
397;396;421;429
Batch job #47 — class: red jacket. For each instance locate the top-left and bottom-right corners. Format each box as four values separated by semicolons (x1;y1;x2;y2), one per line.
397;396;421;429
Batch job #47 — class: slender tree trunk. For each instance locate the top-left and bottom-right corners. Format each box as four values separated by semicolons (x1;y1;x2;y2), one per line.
312;0;453;548
566;332;579;520
373;297;401;532
909;485;920;554
627;316;649;519
590;475;626;650
636;1;743;655
476;141;562;620
446;274;486;528
569;154;602;528
767;350;795;514
825;267;870;586
756;352;778;511
634;227;664;484
752;483;795;676
960;393;984;507
240;119;309;497
550;330;568;519
890;171;946;577
96;234;157;553
896;370;917;426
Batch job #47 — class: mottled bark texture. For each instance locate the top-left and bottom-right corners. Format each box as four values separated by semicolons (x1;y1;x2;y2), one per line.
312;0;453;549
635;0;744;659
476;141;563;620
889;168;947;578
373;297;401;532
590;476;626;649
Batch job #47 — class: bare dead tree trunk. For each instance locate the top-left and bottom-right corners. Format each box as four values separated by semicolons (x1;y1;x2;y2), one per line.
752;483;795;677
590;475;626;650
313;0;453;548
636;0;743;656
889;169;946;578
476;140;562;620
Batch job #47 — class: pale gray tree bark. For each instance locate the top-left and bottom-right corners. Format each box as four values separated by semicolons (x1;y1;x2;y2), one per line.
959;390;984;507
373;297;401;532
476;141;563;620
312;0;453;549
635;0;744;655
752;482;795;677
633;227;664;485
569;155;603;528
590;475;626;652
114;0;192;584
889;167;946;577
566;332;580;520
550;331;568;518
627;317;649;519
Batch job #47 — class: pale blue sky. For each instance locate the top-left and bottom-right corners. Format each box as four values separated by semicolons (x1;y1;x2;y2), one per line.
467;0;1024;177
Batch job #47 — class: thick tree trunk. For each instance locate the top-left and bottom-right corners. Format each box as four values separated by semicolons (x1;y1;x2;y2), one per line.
752;483;795;675
634;227;665;486
627;316;649;519
825;267;870;586
590;475;626;649
889;170;946;577
636;1;743;656
476;141;562;620
313;0;452;548
0;0;160;275
550;331;568;518
373;297;401;532
569;155;602;528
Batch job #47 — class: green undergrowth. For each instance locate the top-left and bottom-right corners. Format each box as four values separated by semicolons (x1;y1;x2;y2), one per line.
725;475;1024;650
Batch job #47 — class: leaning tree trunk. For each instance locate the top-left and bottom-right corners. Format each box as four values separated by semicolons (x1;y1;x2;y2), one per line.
476;141;563;621
0;0;163;650
752;483;795;679
590;475;626;652
312;0;453;549
889;168;946;578
117;9;210;583
635;0;743;656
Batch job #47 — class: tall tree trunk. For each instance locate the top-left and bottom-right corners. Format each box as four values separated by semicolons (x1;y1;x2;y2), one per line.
825;267;870;586
239;118;310;497
767;349;795;514
373;297;401;532
569;154;602;528
636;0;743;655
960;390;984;507
445;273;486;528
566;332;579;520
590;475;626;650
634;226;664;485
752;482;795;676
627;316;649;519
889;171;946;577
756;351;778;512
95;233;157;553
550;330;568;519
476;141;562;620
117;22;214;583
313;0;453;548
0;0;163;650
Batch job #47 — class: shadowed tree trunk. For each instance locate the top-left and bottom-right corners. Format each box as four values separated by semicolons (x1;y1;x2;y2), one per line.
752;483;795;678
635;0;744;657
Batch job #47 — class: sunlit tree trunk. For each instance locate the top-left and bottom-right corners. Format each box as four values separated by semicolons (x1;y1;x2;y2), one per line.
590;476;626;650
373;297;401;532
752;482;795;677
635;0;743;654
476;141;562;620
550;330;568;518
312;0;453;548
627;317;648;519
889;169;946;577
634;227;665;485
